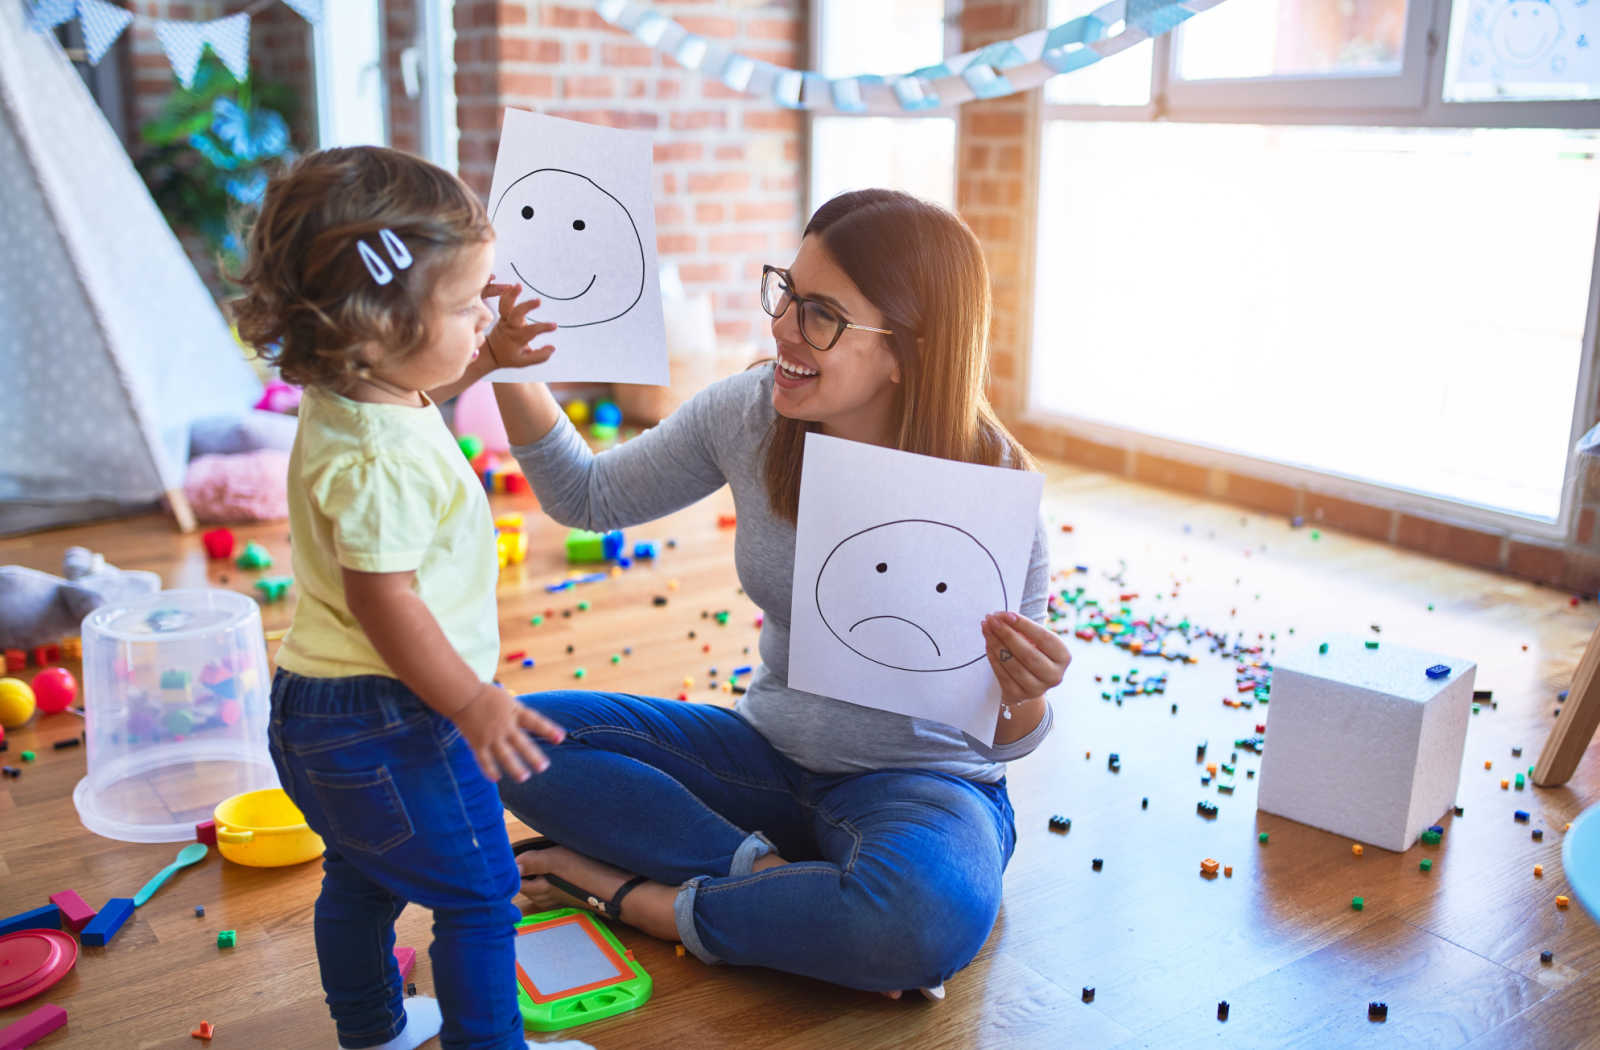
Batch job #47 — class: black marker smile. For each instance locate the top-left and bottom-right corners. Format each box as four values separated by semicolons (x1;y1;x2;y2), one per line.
511;262;596;301
849;614;941;656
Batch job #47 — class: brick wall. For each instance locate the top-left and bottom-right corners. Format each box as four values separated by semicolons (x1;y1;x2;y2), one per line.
250;2;315;145
451;0;807;345
126;1;223;130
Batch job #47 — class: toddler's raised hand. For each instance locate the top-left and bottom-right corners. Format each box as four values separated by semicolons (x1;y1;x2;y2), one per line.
483;279;558;370
452;681;566;783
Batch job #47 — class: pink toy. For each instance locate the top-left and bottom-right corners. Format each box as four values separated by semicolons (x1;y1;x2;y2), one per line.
183;451;290;524
395;945;416;979
47;892;95;934
254;379;302;414
0;1004;67;1050
452;381;510;453
201;528;236;560
30;669;76;715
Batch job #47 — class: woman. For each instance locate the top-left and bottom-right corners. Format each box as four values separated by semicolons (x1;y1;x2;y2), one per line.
490;189;1070;998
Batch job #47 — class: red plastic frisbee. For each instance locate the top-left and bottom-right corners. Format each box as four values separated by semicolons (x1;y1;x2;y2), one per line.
0;928;78;1008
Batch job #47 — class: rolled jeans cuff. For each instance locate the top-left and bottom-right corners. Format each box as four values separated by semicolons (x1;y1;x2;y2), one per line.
674;875;720;965
729;830;775;876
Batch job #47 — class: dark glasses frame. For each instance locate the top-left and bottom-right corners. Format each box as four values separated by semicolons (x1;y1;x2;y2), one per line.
760;265;894;352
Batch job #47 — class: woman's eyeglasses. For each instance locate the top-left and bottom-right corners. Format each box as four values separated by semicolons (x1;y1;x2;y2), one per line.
760;265;893;352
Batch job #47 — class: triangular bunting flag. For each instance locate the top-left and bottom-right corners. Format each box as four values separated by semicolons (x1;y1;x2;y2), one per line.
27;0;77;33
154;18;206;89
279;0;323;24
77;0;133;65
203;13;251;82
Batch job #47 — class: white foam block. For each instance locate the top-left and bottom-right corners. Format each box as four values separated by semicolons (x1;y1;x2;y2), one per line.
1256;634;1475;852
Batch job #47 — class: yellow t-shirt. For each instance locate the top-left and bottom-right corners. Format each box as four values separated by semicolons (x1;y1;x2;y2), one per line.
275;386;499;683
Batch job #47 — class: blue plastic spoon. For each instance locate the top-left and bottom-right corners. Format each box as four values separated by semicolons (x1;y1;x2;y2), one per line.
133;843;209;907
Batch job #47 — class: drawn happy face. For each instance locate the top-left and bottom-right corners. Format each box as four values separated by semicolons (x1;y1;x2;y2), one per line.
491;168;645;328
1491;0;1562;65
815;520;1007;673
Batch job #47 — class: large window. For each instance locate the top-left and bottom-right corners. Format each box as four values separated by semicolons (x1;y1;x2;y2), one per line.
808;0;957;213
1032;0;1600;529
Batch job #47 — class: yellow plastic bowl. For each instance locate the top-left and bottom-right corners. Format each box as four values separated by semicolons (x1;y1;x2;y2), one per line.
213;788;325;867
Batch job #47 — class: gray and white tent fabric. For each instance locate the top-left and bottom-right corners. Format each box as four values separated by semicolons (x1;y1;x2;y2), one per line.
0;0;262;535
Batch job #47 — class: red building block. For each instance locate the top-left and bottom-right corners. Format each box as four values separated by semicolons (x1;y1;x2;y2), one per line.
191;1020;215;1040
29;645;58;668
201;528;236;560
0;1004;68;1050
195;820;217;846
48;890;96;933
3;650;24;673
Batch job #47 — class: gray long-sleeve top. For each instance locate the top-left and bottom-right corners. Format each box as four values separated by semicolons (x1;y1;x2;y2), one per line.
510;363;1053;783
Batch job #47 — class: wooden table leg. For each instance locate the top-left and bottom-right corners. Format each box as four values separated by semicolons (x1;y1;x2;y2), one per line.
1533;617;1600;787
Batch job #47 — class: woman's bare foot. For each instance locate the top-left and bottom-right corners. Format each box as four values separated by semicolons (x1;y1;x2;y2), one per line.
880;984;945;1002
515;844;680;942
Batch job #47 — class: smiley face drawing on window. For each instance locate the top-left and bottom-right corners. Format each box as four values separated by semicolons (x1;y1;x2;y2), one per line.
814;519;1007;673
490;168;646;328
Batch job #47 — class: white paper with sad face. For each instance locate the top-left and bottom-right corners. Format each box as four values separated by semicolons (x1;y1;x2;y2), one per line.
484;109;668;385
788;433;1044;745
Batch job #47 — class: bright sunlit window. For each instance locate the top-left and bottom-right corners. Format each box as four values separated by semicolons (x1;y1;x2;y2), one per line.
1032;0;1600;526
809;0;955;211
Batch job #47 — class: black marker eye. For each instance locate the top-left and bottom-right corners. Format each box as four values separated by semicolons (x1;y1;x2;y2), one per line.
875;562;887;573
572;219;586;231
935;582;947;593
520;206;534;220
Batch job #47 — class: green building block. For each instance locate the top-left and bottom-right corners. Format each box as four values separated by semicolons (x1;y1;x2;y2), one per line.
577;601;591;612
573;668;586;679
253;576;293;602
1420;859;1433;872
1352;896;1364;911
458;434;484;460
1319;642;1329;655
1421;830;1441;846
20;750;35;762
1365;640;1380;650
565;529;606;564
217;930;236;948
1515;773;1525;790
1258;832;1269;844
531;616;543;626
235;542;273;570
610;654;621;664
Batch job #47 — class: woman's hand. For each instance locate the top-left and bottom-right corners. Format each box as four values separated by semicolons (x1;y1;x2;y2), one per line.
981;611;1070;703
451;682;567;783
482;279;558;370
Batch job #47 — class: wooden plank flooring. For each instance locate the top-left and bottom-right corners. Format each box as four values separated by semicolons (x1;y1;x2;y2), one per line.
1;459;1597;1049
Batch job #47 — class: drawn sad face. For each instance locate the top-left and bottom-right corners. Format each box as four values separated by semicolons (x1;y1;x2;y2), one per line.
1491;0;1562;65
491;169;645;328
815;520;1007;673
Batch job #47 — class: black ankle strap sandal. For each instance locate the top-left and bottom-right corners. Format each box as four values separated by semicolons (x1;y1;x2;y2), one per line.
512;837;649;921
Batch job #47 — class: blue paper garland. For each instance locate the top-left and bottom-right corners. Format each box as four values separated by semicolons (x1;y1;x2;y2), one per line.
593;0;1228;113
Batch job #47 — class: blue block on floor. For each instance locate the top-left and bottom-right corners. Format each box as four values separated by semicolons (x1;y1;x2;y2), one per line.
79;898;134;946
0;904;61;937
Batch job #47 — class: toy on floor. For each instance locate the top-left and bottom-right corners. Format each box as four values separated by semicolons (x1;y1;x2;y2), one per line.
201;528;236;560
0;678;35;728
133;844;209;907
565;529;625;565
30;668;75;715
0;546;160;650
513;908;651;1031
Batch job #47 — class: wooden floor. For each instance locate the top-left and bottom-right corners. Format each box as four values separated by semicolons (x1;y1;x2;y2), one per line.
2;458;1598;1050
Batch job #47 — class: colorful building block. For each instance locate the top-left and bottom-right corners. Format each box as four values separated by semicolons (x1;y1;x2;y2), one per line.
253;577;293;602
217;930;236;948
48;890;96;933
235;542;272;570
79;898;134;946
0;904;61;938
196;819;217;846
395;946;416;979
201;528;235;560
191;1021;215;1040
0;1004;68;1050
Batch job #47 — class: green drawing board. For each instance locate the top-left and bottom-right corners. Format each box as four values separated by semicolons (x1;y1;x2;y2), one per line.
513;907;652;1031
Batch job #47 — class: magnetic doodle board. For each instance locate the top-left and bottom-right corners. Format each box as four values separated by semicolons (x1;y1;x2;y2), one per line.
485;108;669;386
513;908;652;1031
787;432;1043;744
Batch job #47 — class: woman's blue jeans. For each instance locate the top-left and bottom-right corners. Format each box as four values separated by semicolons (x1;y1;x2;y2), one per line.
268;671;526;1050
497;690;1017;992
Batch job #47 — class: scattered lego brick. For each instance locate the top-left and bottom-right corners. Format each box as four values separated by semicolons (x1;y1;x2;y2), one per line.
191;1020;215;1041
48;891;95;933
0;1004;68;1050
1048;815;1070;833
0;904;61;938
217;930;237;948
1217;1001;1229;1021
1368;1001;1388;1022
1082;987;1095;1003
80;898;134;947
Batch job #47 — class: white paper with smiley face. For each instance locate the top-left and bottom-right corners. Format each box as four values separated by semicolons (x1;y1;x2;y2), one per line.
483;109;668;386
788;433;1044;746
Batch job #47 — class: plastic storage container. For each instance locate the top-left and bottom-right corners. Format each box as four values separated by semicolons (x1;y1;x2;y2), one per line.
74;589;279;843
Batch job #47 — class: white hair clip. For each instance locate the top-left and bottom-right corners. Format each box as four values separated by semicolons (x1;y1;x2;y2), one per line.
357;228;414;286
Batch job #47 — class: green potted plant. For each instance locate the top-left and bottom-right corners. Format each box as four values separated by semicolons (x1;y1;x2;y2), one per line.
137;53;298;274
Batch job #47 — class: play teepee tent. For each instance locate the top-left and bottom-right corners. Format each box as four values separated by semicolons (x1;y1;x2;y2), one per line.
0;0;262;535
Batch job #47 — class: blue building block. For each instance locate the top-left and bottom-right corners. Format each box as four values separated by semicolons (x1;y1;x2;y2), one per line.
0;904;61;938
79;898;135;947
601;530;625;560
632;541;657;560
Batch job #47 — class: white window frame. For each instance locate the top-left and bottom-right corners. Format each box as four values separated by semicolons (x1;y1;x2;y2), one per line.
805;0;964;219
312;0;389;149
1028;0;1600;542
418;0;459;173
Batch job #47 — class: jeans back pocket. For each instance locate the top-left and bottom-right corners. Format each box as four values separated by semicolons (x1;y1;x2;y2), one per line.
305;766;416;856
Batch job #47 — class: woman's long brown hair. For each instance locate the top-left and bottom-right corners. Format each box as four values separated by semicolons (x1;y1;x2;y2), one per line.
763;189;1036;522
